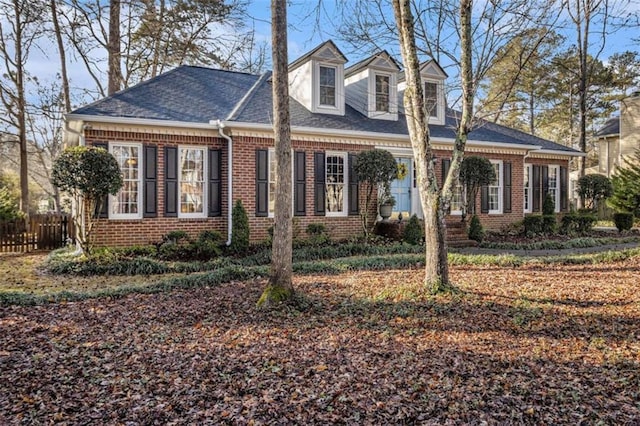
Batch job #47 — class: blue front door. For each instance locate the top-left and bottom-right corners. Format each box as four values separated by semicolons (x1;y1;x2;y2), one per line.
391;157;412;214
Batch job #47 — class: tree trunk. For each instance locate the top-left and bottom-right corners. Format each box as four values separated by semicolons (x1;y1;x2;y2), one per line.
50;0;71;113
393;0;451;291
108;0;121;95
258;0;294;307
12;0;29;218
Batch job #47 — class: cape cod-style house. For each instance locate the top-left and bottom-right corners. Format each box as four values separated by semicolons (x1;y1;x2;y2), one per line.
64;41;582;247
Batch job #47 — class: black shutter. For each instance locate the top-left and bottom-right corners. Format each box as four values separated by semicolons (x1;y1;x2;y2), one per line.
314;152;326;216
442;158;451;213
294;151;306;216
208;149;222;217
255;149;269;217
348;153;359;215
532;165;541;212
542;165;549;197
503;162;512;213
441;158;451;184
93;142;109;218
560;165;568;212
143;145;158;218
480;185;489;213
164;146;178;217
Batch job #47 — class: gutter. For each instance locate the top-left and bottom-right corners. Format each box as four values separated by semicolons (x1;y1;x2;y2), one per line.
215;120;234;246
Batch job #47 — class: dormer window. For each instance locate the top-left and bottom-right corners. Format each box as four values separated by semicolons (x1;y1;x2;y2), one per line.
319;66;336;106
375;74;390;112
425;81;439;118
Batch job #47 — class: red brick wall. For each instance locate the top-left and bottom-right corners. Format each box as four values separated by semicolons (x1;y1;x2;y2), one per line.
86;130;227;247
84;128;570;245
232;136;370;241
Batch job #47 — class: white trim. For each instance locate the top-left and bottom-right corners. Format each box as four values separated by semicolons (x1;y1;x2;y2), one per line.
325;150;348;217
66;114;218;130
488;160;503;214
217;121;233;246
313;62;345;115
108;142;143;220
178;145;207;219
548;165;560;213
523;163;533;213
369;70;398;120
266;148;295;218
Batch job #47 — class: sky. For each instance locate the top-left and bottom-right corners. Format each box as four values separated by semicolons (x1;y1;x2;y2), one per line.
244;0;640;67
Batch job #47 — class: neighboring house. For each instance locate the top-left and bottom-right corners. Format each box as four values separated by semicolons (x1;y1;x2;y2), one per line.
64;40;582;247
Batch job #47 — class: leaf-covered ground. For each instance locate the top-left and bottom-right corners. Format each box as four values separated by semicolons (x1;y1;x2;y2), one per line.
1;257;639;424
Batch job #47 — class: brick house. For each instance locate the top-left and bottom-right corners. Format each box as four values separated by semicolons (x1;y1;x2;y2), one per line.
64;41;582;247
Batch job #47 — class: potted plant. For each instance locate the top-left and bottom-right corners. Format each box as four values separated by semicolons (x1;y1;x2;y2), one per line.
379;191;395;220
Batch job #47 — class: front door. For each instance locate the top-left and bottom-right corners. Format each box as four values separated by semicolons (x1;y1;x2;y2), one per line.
391;157;412;215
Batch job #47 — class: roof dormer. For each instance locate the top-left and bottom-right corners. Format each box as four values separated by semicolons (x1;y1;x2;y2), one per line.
288;40;348;116
344;51;401;121
399;59;448;125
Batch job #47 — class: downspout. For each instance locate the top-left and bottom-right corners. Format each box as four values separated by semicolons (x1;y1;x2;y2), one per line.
217;120;233;246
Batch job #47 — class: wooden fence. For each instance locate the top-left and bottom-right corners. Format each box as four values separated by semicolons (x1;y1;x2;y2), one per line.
0;214;75;253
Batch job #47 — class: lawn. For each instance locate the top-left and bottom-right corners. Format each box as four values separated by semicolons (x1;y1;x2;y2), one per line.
1;251;639;423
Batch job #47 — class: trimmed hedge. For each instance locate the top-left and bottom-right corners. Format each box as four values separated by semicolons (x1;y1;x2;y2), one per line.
559;214;597;235
523;215;556;236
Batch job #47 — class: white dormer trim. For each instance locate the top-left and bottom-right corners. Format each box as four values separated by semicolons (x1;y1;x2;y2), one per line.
313;61;345;115
424;78;445;125
368;70;398;121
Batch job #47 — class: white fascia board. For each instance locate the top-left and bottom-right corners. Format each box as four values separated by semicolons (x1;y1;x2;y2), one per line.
220;120;409;142
533;148;585;157
66;114;219;130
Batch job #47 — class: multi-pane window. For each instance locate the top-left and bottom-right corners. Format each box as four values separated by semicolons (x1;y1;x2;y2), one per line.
319;66;336;106
179;147;205;217
489;161;502;213
425;81;439;118
523;164;532;213
450;184;464;213
375;74;390;112
326;152;347;215
548;165;559;212
268;150;276;215
110;143;141;218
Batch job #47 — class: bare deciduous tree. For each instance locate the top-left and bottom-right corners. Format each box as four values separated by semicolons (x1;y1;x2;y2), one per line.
258;0;294;307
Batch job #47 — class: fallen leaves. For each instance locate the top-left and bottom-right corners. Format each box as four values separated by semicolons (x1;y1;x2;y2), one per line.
0;256;639;423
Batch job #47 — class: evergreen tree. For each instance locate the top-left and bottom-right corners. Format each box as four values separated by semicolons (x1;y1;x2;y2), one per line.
608;150;640;217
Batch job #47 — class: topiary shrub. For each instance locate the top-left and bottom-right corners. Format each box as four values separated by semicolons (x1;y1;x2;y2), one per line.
542;215;557;234
577;174;612;210
51;146;123;255
230;200;250;253
467;214;484;242
403;214;424;245
542;193;556;215
613;212;634;232
195;230;223;259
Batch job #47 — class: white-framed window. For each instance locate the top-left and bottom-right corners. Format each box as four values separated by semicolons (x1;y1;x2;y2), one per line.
325;151;348;216
548;165;560;213
178;146;206;218
489;160;503;214
523;164;532;213
319;65;336;107
450;184;464;215
425;81;439;118
375;73;390;112
268;149;276;216
109;142;142;219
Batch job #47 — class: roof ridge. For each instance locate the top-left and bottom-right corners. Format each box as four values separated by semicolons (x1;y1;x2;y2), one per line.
226;71;273;121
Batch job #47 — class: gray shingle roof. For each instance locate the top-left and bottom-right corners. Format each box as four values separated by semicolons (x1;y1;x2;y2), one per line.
594;117;619;137
71;65;579;154
72;66;260;122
